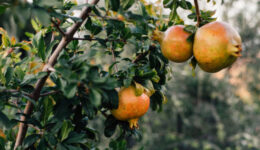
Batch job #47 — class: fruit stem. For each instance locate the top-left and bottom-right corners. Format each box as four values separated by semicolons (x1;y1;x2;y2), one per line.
152;28;164;44
194;0;201;27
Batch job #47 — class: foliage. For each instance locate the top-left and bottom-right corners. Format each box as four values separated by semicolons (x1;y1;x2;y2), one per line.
0;0;256;149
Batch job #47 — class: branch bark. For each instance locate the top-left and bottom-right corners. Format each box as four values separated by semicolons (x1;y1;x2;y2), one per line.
194;0;201;27
14;0;100;148
40;90;60;97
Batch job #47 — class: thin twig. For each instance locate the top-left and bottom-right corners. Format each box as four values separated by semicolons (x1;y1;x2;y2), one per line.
40;90;60;97
110;44;118;72
51;19;66;36
194;0;201;27
14;0;100;148
51;32;55;42
132;45;156;63
2;89;32;98
72;37;126;43
132;51;150;63
101;110;108;118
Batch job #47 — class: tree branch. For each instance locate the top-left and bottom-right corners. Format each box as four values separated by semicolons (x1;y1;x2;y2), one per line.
51;19;66;37
110;44;118;72
14;0;100;148
194;0;201;27
1;89;32;98
40;90;60;97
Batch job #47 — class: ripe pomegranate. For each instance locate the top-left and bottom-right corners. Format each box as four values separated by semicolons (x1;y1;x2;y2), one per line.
111;86;150;129
153;25;193;62
193;21;242;73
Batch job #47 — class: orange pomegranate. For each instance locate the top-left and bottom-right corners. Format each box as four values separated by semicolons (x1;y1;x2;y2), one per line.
193;21;242;73
111;86;150;129
153;25;193;62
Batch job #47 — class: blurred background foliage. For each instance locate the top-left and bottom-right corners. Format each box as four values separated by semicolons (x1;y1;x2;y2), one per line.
136;0;260;150
0;0;259;149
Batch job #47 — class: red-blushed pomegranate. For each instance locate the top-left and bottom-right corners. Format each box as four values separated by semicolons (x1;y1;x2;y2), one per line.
193;21;242;73
111;86;150;129
153;25;193;62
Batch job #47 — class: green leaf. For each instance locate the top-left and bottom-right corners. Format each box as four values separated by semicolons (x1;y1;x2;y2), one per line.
32;8;51;27
109;139;127;150
46;40;58;61
64;132;86;144
20;74;36;86
23;134;41;148
103;89;118;109
150;91;164;111
61;120;73;141
31;18;42;32
143;80;155;94
122;0;135;10
0;111;12;128
189;57;197;76
38;0;63;8
104;115;117;137
50;11;82;22
169;3;178;21
4;67;13;85
38;34;46;61
110;0;120;11
188;13;197;20
63;82;77;98
57;143;67;150
36;139;47;150
186;33;195;43
89;88;102;107
85;18;102;35
65;145;82;150
163;0;177;9
179;0;192;10
45;133;58;145
43;97;53;124
184;25;197;34
134;82;144;96
0;138;5;150
0;5;6;15
92;6;101;16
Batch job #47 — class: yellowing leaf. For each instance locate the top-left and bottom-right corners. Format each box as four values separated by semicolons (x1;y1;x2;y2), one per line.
21;44;30;51
11;36;16;46
0;28;10;48
134;82;144;96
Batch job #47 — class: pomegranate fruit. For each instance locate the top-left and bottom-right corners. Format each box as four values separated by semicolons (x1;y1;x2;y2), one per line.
111;86;150;129
193;21;242;73
153;25;193;62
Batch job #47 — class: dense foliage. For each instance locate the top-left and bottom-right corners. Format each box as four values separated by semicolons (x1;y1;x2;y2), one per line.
0;0;259;150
